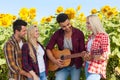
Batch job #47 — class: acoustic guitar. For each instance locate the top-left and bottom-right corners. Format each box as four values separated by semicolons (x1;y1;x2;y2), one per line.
48;49;85;71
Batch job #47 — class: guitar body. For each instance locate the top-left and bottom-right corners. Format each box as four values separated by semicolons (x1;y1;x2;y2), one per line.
48;49;71;71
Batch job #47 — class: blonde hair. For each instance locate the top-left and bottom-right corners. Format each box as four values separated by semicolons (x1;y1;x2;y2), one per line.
27;25;38;63
87;15;106;34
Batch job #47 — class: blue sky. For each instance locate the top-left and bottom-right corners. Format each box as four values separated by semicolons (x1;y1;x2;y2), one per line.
0;0;120;21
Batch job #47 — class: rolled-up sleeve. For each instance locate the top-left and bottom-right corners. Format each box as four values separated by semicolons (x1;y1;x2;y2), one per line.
101;34;109;59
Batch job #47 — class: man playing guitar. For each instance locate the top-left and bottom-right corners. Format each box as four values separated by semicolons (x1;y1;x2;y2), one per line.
46;13;86;80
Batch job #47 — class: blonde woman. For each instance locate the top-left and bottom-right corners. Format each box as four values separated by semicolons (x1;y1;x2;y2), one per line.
84;15;110;80
22;26;47;80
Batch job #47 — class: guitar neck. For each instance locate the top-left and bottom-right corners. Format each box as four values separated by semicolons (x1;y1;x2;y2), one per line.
63;53;83;60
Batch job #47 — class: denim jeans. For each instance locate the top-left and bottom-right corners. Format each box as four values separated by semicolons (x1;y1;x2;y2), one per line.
39;71;47;80
85;62;101;80
55;65;81;80
27;71;47;80
27;78;32;80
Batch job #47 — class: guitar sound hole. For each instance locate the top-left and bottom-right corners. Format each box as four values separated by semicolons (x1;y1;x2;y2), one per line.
61;55;64;60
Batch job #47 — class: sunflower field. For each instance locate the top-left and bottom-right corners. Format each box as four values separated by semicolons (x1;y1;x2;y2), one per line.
0;5;120;80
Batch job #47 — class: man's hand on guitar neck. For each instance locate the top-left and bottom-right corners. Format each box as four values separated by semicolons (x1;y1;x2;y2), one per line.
83;53;92;61
83;52;105;61
54;59;64;68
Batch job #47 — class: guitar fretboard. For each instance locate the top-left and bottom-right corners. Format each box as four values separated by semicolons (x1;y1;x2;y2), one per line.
61;53;84;60
61;48;103;60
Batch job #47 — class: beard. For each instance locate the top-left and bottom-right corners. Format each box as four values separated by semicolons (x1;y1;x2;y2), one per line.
65;26;72;32
19;34;26;40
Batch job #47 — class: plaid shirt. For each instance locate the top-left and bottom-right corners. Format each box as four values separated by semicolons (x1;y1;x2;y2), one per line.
86;33;110;78
22;42;47;76
3;35;27;80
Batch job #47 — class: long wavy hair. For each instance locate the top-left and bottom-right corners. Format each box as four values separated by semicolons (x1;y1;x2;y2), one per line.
87;15;106;35
87;15;111;54
27;25;38;63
